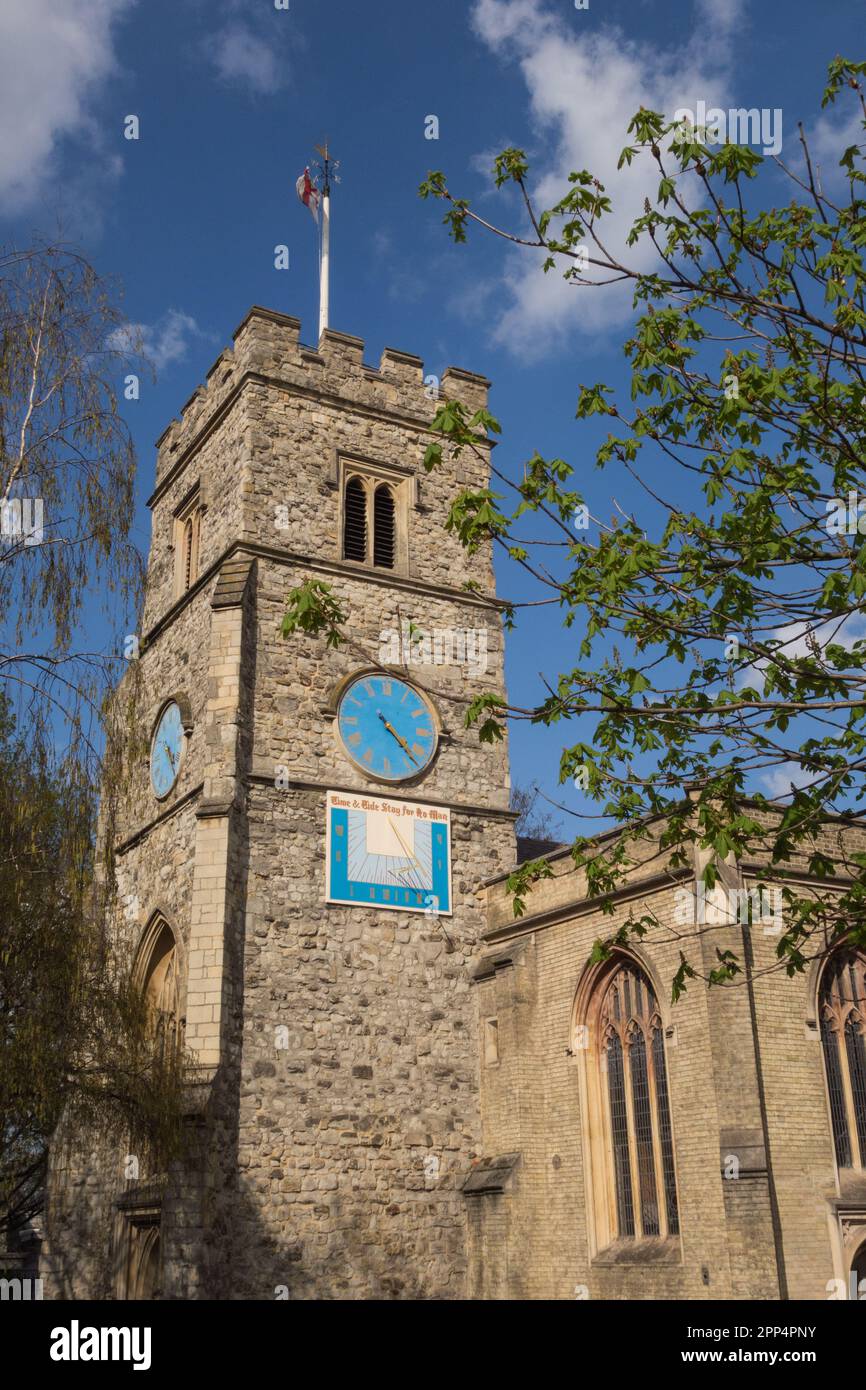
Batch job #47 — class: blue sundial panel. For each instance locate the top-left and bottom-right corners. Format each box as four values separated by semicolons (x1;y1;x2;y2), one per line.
337;674;437;782
150;701;184;798
326;791;452;915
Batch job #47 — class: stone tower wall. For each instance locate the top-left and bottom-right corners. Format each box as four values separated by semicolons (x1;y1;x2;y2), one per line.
42;306;515;1300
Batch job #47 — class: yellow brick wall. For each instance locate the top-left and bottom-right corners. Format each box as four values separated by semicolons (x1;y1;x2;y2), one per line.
471;828;857;1300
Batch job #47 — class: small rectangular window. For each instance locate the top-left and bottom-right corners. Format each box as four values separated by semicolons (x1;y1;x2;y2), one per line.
173;487;202;597
484;1017;499;1066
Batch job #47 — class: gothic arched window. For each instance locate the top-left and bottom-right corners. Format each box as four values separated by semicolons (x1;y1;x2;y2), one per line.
127;1221;161;1300
588;958;679;1243
343;476;367;561
135;917;184;1063
819;949;866;1171
182;516;195;591
173;486;202;597
341;468;405;570
373;485;395;569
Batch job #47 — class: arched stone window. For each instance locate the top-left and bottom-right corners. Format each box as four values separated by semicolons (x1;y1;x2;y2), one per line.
119;917;181;1301
134;916;184;1062
182;516;195;590
173;485;202;596
373;484;395;569
128;1221;161;1300
819;949;866;1171
343;475;367;561
341;467;405;570
578;956;679;1248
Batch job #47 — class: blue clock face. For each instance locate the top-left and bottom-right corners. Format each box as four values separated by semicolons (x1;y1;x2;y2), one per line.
150;701;185;798
337;674;437;781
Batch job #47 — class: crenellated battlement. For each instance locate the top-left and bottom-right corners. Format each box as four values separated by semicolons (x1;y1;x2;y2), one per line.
154;305;490;486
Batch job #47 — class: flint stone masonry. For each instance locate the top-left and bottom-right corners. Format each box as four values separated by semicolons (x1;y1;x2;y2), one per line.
42;308;515;1301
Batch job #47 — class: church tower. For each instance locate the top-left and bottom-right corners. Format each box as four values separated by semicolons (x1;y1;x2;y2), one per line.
49;307;515;1299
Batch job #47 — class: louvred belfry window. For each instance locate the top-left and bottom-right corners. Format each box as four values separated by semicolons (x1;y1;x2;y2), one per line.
342;473;400;570
343;476;367;562
599;960;679;1240
820;949;866;1170
373;485;395;569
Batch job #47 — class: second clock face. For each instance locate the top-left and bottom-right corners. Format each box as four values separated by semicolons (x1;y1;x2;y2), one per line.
150;700;185;798
337;674;437;781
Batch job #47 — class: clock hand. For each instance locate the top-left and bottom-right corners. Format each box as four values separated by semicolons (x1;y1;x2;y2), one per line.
377;710;419;766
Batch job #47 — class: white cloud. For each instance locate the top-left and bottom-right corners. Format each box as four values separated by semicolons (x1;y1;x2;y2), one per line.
805;104;864;195
0;0;134;209
691;0;747;39
472;0;556;51
372;229;393;257
467;0;751;356
206;22;285;94
761;762;818;801
108;310;209;373
739;614;866;693
744;613;866;800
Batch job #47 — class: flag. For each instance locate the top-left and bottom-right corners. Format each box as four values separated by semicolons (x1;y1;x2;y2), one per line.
296;167;320;224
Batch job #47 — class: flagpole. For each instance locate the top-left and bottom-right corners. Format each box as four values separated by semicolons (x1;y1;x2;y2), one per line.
317;142;333;340
319;180;330;339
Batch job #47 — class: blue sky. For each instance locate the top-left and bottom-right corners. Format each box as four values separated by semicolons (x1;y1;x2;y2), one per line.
2;0;864;828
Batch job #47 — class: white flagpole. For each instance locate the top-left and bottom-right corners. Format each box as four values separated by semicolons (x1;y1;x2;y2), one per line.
316;142;333;340
319;185;330;339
